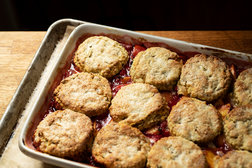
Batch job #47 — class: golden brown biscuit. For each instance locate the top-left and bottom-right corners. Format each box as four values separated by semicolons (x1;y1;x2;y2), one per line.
147;136;207;168
130;47;182;90
33;109;93;161
54;72;112;117
177;54;232;101
215;150;252;168
224;105;252;151
92;122;150;168
109;83;170;130
167;97;222;143
74;36;129;78
231;68;252;106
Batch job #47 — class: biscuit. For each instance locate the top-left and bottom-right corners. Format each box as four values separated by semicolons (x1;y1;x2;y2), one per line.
167;97;222;143
223;105;252;151
147;136;207;168
74;36;129;78
54;72;112;117
215;150;252;168
109;83;170;130
231;68;252;106
33;109;93;161
177;54;232;101
92;122;150;168
130;47;182;90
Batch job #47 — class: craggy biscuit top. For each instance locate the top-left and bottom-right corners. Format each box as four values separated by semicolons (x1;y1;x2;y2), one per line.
147;136;207;168
215;150;252;168
54;72;112;117
92;122;151;168
231;68;252;106
130;47;182;90
167;97;222;143
110;83;170;130
178;54;232;101
224;105;252;151
74;36;129;78
34;109;93;160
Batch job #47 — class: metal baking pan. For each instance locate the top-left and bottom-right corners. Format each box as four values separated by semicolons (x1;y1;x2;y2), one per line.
0;19;85;155
19;23;252;168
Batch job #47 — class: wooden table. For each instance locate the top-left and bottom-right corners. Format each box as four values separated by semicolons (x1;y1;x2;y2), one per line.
0;31;252;120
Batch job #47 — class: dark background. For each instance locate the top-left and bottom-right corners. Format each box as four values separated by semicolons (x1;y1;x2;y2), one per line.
0;0;251;31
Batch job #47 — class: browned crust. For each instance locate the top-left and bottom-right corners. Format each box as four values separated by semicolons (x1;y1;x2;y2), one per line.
109;83;170;130
54;72;112;117
130;47;182;90
167;97;222;143
92;122;151;168
224;105;252;151
33;109;93;161
177;54;232;101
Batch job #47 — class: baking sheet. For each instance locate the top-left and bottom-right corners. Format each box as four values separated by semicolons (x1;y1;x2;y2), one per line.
19;23;252;168
2;19;252;168
0;19;85;167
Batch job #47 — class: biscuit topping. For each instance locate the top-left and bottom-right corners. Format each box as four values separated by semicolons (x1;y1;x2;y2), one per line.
131;47;182;90
74;36;129;78
178;54;232;101
54;72;112;117
110;83;170;130
168;97;222;143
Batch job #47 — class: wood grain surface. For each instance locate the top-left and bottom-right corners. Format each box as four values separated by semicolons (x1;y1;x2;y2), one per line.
0;31;252;119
